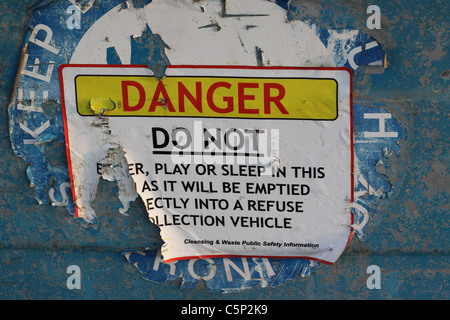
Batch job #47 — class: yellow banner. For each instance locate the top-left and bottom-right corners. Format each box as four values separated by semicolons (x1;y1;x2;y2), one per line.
75;75;338;120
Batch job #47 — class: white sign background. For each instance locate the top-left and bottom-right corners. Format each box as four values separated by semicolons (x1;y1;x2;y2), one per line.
60;65;353;264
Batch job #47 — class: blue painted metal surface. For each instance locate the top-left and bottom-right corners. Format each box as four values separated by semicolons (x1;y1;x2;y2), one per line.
0;0;448;299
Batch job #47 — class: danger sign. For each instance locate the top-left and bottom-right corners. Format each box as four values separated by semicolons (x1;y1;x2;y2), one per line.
60;64;354;264
75;68;337;120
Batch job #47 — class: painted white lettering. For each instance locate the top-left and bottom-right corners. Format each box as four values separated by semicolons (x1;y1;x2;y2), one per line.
21;55;55;83
16;89;45;113
354;174;378;198
349;202;370;232
49;182;71;206
223;258;251;281
19;120;50;144
28;24;60;54
153;250;177;276
364;113;398;138
188;258;216;281
347;41;381;70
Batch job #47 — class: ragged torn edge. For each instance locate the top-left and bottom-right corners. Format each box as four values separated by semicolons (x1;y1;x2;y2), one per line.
6;23;79;218
71;89;326;293
285;0;390;71
350;104;407;239
116;103;406;292
8;0;388;227
7;0;400;292
101;0;392;241
65;111;140;228
6;0;154;228
122;248;320;293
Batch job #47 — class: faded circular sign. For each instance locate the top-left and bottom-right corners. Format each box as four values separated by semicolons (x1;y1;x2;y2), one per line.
9;0;403;291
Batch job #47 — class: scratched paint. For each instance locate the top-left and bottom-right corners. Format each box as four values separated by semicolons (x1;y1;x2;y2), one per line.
7;0;405;292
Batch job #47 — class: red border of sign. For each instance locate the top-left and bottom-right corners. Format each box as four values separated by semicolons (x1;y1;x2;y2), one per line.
59;64;354;265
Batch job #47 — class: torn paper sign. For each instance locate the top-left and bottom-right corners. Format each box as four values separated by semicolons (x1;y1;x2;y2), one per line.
59;64;353;264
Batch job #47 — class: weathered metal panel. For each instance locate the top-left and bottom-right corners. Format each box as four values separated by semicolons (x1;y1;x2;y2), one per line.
0;0;448;301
